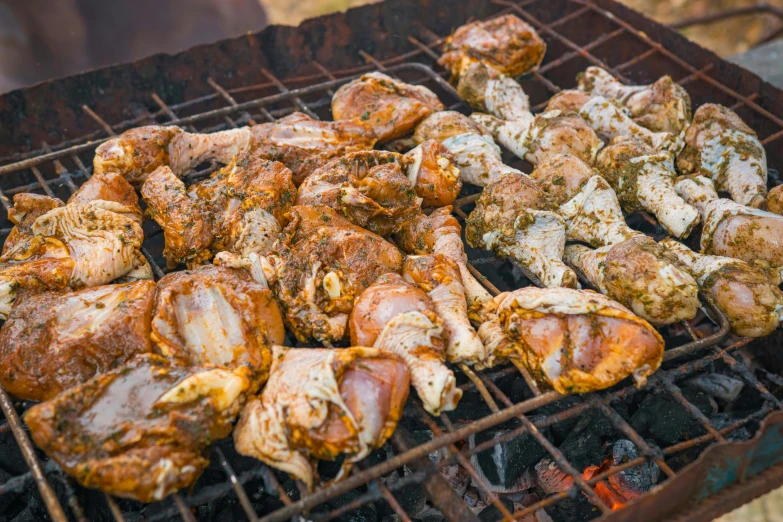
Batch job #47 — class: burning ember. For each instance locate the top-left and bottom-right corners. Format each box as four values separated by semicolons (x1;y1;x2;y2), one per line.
582;460;628;511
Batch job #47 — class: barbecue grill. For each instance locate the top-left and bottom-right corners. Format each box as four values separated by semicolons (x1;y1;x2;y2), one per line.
1;0;783;521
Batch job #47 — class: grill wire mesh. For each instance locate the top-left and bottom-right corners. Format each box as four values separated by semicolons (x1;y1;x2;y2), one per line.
0;0;782;521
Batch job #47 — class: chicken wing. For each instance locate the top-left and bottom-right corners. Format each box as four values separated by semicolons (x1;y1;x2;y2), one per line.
68;171;143;224
0;200;146;318
25;354;250;502
414;110;526;186
596;136;700;238
439;14;546;81
660;238;783;337
563;236;699;326
3;193;63;255
350;272;461;415
577;67;691;134
466;173;578;288
233;346;409;489
262;205;403;343
94;125;254;186
296;150;421;236
0;280;155;402
142;152;296;268
250;112;377;185
332;72;445;142
476;287;663;393
394;207;493;312
676;175;783;278
151;265;283;385
405;140;462;207
677;103;767;208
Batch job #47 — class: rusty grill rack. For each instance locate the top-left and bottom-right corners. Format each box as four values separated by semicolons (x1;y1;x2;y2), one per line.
0;0;782;521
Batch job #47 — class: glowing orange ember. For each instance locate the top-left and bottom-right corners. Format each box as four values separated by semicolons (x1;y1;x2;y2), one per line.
581;460;627;511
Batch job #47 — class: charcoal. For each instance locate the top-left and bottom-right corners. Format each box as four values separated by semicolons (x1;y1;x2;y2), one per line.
629;389;711;447
415;507;445;522
556;415;612;470
533;396;584;445
477;497;515;522
0;467;19;515
215;502;251;522
543;494;600;522
0;432;29;476
607;440;659;500
376;483;427;519
469;420;547;493
535;459;572;495
327;489;378;522
463;487;487;513
684;373;744;402
711;413;753;442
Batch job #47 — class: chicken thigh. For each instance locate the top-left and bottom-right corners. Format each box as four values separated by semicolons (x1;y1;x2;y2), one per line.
404;140;462;207
25;354;250;502
0;280;155;402
332;72;445;142
233;346;409;489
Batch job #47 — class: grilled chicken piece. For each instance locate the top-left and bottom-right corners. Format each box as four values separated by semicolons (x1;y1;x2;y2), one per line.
403;254;487;365
94;125;254;186
350;272;461;415
596;136;700;238
394;207;493;312
261;205;402;343
233;346;409;489
660;238;783;337
0;280;154;402
577;67;692;134
546;90;680;152
142;153;296;268
26;354;250;502
676;175;783;278
296;151;421;236
414;111;523;186
0;200;146;318
151;265;283;385
466;173;578;288
677;104;767;208
3;193;63;255
768;185;783;215
531;154;640;247
563;236;699;326
251;112;377;185
405;140;462;207
439;15;546;81
332;72;445;143
68;171;143;224
477;287;663;392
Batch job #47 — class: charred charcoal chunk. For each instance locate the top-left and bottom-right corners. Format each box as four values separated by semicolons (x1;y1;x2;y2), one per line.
629;389;712;447
684;373;743;403
607;440;660;500
477;497;515;522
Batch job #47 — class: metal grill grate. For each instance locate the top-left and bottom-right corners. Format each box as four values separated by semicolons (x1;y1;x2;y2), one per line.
0;0;782;521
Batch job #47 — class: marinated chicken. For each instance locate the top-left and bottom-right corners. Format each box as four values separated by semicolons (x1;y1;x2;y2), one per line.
677;103;768;208
403;254;486;365
296;151;421;236
94;125;254;186
0;199;146;318
233;346;409;489
414;110;525;186
577;67;692;134
250;112;377;185
676;175;783;278
563;236;699;326
151;265;284;385
350;272;461;415
466;173;578;288
405;140;462;207
142;152;296;268
259;205;403;343
596;136;700;238
394;207;493;313
768;184;783;215
531;154;640;247
439;14;546;81
68;171;143;224
25;354;250;502
546;90;680;152
456;62;602;166
476;287;663;392
332;72;445;142
3;193;63;255
0;280;155;402
660;238;783;338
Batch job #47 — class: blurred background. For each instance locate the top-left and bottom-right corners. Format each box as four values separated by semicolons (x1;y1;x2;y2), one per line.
0;0;781;93
0;0;781;520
